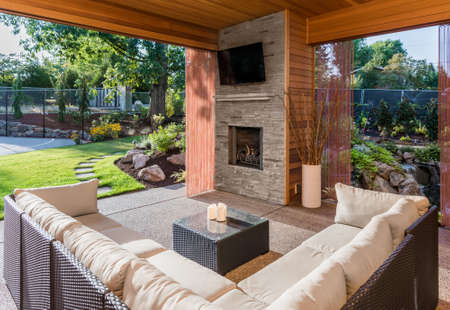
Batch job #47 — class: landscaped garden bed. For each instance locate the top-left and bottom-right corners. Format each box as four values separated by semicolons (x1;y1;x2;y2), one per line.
115;116;186;189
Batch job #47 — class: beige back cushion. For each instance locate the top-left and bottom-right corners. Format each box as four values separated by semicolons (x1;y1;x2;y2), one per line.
14;179;99;217
335;183;429;228
267;259;347;310
330;216;393;297
374;198;420;248
63;224;136;298
123;258;221;310
16;192;81;241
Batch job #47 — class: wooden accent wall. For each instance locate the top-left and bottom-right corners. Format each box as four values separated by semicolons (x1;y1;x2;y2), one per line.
185;48;216;197
285;10;315;203
307;0;450;44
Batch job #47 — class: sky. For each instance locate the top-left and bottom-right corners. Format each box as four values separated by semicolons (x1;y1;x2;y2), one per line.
0;22;440;66
365;26;438;66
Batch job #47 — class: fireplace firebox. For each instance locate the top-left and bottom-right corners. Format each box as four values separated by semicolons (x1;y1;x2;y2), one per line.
229;126;263;170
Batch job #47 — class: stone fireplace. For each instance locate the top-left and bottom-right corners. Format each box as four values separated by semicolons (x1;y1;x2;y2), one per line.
214;12;286;204
229;126;263;170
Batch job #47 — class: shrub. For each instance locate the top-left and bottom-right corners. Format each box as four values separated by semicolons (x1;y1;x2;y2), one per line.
351;148;377;179
175;133;186;152
90;123;121;142
148;122;185;153
376;99;393;136
399;146;415;153
415;121;428;137
171;170;186;183
415;144;440;163
400;135;412;143
396;98;416;134
381;140;398;155
99;112;129;124
425;98;438;141
391;124;405;137
365;142;398;167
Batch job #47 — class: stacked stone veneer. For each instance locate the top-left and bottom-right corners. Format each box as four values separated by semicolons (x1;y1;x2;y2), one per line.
0;120;85;139
214;12;286;204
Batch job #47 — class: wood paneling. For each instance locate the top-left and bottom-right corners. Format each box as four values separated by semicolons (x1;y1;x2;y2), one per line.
0;0;218;50
285;10;315;204
307;0;450;44
185;48;216;197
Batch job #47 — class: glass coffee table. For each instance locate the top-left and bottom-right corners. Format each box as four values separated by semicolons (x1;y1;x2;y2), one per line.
173;208;269;275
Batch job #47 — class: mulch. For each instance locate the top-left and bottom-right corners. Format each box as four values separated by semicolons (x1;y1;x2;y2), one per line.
115;148;185;189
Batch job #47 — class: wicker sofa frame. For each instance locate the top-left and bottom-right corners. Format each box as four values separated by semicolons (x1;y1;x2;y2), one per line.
3;194;439;310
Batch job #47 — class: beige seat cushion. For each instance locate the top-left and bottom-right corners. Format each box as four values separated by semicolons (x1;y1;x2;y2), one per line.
374;198;420;248
15;179;99;217
335;183;430;228
330;216;393;297
268;259;347;310
16;192;81;241
63;224;136;297
302;223;361;254
101;227;166;258
238;244;330;304
147;250;235;302
213;289;267;310
123;258;221;310
75;213;121;232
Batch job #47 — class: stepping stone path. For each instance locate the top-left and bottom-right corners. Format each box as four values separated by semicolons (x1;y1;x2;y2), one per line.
74;156;113;195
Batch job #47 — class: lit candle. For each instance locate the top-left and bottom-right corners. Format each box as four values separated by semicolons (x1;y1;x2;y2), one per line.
207;204;217;220
217;202;227;222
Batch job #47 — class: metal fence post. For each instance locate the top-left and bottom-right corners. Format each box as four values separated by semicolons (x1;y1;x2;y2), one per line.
5;91;8;136
43;90;46;138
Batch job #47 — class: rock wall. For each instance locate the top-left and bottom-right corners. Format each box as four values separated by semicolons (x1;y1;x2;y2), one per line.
0;120;86;139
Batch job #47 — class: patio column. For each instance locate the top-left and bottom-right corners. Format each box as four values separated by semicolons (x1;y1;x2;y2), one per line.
439;24;450;227
185;48;216;197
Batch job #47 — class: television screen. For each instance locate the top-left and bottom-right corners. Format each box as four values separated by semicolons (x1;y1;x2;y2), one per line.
218;42;265;85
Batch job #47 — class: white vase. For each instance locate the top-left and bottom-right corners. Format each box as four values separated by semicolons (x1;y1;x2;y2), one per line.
302;164;322;208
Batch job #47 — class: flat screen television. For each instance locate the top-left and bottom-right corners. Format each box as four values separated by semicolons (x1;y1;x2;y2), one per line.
218;42;265;85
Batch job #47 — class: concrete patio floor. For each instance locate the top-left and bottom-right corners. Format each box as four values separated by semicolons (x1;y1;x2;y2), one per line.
0;137;75;156
0;185;449;308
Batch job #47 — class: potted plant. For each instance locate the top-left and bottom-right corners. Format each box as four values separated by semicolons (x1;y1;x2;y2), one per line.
286;91;342;208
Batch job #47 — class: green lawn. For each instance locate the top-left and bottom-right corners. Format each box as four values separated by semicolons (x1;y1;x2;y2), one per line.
0;137;145;220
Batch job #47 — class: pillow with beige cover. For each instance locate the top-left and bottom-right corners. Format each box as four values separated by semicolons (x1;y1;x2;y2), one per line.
14;179;99;217
267;259;347;310
63;224;136;298
123;258;221;310
330;216;393;297
335;183;429;228
16;192;80;241
374;198;420;248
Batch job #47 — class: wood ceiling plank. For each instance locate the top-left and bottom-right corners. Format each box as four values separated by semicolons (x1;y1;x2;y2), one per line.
307;0;450;44
0;0;218;49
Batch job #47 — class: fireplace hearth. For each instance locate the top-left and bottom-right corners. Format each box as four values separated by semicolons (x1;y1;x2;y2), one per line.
229;126;263;170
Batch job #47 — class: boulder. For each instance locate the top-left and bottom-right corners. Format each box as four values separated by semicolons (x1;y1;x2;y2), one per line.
398;176;423;195
373;161;395;179
373;175;397;193
402;152;415;164
167;153;185;166
133;153;150;169
414;166;430;185
138;165;166;182
428;165;440;185
122;150;144;164
389;171;406;187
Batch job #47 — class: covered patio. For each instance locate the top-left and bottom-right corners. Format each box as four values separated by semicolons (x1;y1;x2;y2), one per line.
1;0;450;309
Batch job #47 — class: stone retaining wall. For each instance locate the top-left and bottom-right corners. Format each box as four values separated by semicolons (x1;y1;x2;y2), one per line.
0;120;87;139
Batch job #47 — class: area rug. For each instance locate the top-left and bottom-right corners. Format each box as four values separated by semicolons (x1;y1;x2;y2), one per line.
225;251;282;283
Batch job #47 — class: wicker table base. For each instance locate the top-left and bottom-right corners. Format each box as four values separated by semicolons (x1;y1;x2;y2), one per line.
173;208;269;275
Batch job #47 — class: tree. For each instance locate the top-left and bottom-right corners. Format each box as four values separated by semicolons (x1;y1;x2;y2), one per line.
375;99;393;136
425;98;438;141
0;13;185;123
396;97;416;134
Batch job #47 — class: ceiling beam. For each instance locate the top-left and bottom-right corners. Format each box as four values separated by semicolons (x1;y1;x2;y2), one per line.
0;0;219;50
307;0;450;45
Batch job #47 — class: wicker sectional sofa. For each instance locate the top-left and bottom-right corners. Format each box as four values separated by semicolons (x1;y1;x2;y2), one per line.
3;180;438;310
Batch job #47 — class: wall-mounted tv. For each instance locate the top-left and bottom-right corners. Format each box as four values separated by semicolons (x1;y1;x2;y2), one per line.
218;42;265;85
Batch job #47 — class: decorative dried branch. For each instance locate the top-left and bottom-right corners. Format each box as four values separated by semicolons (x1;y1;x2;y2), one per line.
285;88;344;165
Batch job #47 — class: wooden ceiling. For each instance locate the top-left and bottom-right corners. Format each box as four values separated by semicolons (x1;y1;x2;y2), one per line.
0;0;448;49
